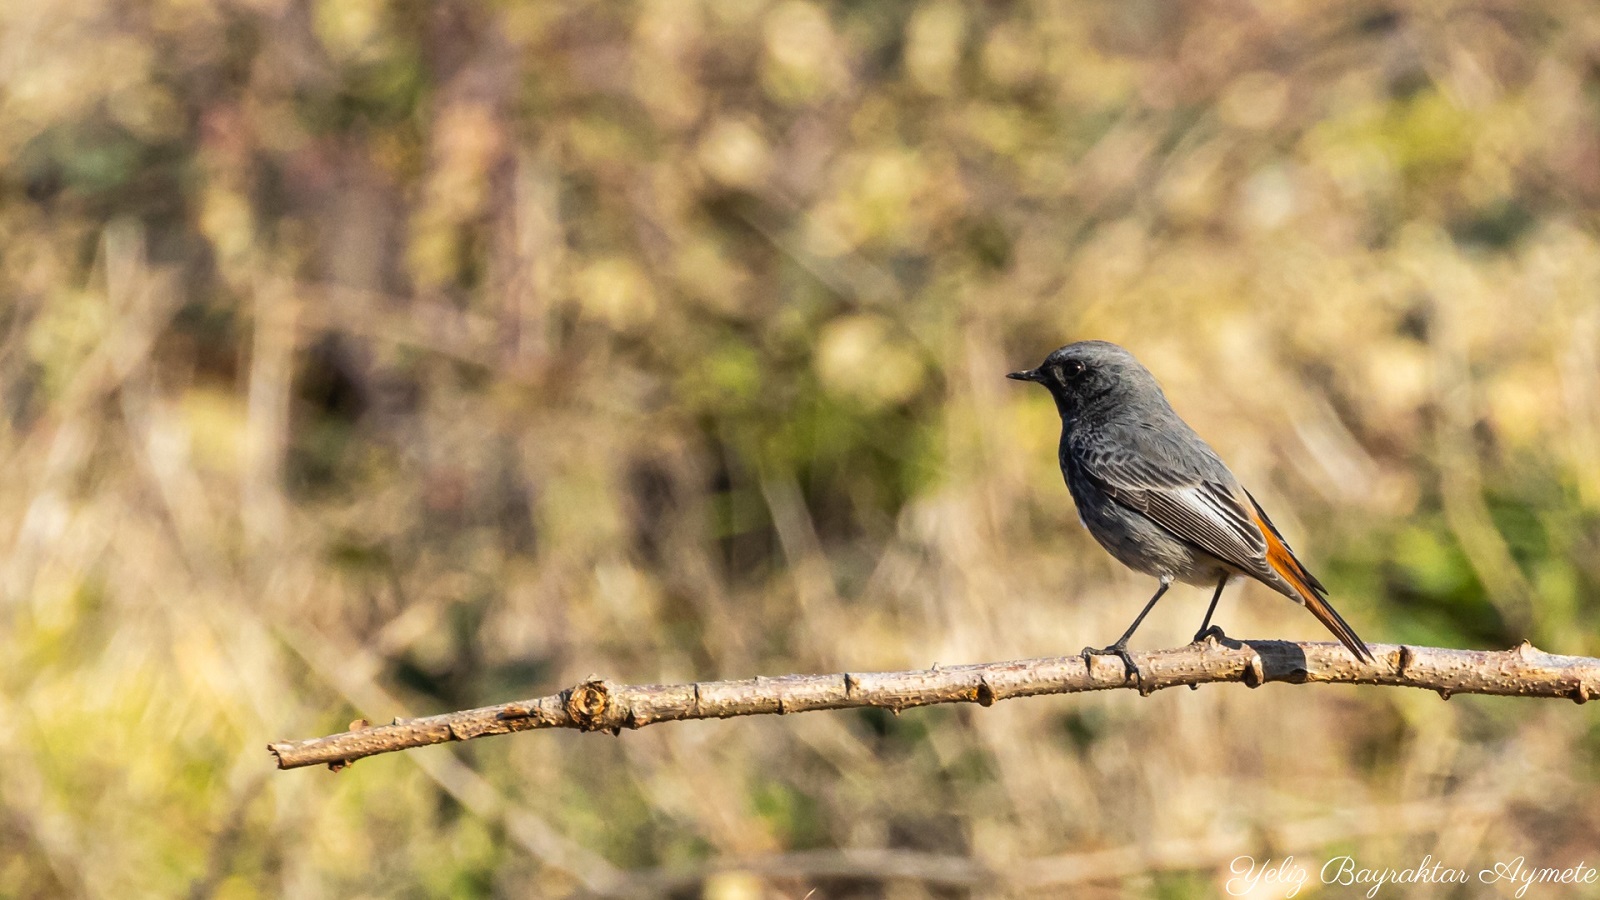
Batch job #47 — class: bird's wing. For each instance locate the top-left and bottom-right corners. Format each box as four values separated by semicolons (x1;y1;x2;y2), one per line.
1074;439;1269;575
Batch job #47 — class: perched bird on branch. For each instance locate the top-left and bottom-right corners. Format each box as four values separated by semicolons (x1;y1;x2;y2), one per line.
1008;340;1373;682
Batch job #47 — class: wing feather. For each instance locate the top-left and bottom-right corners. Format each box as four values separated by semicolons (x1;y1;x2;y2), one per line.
1074;438;1269;575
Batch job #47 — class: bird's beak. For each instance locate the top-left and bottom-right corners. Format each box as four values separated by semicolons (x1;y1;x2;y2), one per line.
1007;368;1044;383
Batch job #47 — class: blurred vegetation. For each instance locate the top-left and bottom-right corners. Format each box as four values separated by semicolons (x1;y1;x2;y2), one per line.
3;0;1600;896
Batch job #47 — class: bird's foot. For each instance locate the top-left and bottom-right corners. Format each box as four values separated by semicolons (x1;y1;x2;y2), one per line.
1186;626;1232;690
1081;642;1147;694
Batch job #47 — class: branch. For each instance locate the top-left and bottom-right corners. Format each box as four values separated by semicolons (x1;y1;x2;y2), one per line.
269;638;1599;770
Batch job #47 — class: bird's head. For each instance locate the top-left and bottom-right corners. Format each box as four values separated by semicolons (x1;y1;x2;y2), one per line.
1007;340;1166;418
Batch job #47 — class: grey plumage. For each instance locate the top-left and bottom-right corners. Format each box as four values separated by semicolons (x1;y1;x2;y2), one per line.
1008;340;1373;665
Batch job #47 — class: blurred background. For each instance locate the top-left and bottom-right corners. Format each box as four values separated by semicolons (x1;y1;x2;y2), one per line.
3;0;1600;896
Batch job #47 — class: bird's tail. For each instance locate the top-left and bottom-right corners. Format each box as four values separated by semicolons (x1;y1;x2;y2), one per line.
1246;492;1374;663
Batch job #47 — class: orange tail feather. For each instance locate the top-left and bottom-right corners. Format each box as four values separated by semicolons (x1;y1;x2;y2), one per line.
1248;496;1373;663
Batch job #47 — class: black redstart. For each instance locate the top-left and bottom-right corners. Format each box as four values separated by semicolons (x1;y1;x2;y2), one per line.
1008;340;1373;681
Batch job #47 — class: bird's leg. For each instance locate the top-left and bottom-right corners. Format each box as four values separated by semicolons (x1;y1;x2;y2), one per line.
1192;575;1230;643
1186;575;1232;691
1082;578;1171;691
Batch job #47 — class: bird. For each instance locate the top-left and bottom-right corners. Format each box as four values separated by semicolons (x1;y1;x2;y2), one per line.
1007;340;1373;683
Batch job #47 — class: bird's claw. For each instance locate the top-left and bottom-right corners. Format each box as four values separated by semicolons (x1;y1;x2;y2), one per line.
1081;643;1147;693
1186;626;1231;690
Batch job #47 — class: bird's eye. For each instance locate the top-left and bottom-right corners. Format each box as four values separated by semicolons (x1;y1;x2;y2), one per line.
1062;360;1087;380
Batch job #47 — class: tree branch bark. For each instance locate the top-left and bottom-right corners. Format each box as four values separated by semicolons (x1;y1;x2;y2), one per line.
269;638;1599;771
